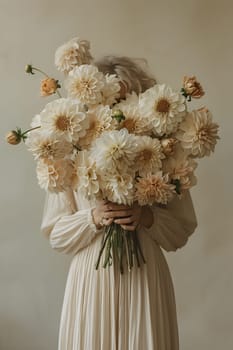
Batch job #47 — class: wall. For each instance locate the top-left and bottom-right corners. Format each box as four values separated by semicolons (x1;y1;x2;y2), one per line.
0;0;232;349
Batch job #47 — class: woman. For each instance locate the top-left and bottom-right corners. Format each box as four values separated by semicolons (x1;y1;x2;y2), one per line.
41;56;197;350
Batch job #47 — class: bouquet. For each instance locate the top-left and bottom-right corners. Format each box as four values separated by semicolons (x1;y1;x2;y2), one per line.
6;37;219;273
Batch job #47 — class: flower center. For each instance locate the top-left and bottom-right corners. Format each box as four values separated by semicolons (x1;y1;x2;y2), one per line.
77;79;92;93
139;149;153;162
122;118;137;133
55;115;70;131
110;145;119;155
43;143;52;151
89;120;97;130
155;98;170;113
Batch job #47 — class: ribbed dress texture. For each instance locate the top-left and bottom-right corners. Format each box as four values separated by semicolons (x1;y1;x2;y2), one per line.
41;189;197;350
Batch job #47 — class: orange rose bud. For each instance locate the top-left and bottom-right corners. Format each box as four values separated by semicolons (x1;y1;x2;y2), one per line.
6;131;21;145
183;76;205;99
40;78;60;96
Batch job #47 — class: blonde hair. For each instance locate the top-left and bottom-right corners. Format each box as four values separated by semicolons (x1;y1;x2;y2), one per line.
94;56;156;94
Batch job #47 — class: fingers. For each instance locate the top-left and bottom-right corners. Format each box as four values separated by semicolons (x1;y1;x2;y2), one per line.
120;224;138;231
114;215;139;231
114;216;134;224
103;210;133;219
106;202;131;211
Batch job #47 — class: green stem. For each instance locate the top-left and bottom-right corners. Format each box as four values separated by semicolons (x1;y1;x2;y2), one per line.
32;67;49;77
21;126;41;137
103;229;113;268
132;231;140;267
119;231;124;274
95;226;111;270
126;231;133;269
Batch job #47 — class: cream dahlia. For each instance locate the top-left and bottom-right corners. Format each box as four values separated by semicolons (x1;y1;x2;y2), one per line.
139;84;186;136
101;173;134;205
26;132;73;160
134;136;164;176
163;147;197;192
37;158;75;193
74;150;100;199
101;74;121;106
30;114;41;128
79;105;116;149
135;172;176;205
176;108;219;158
65;65;105;105
115;92;152;135
40;98;89;143
90;129;137;173
55;37;93;74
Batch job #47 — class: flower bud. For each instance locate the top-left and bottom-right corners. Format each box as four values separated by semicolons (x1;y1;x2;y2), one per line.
6;130;22;145
40;78;60;96
112;109;125;123
161;138;178;156
25;64;34;74
183;76;205;99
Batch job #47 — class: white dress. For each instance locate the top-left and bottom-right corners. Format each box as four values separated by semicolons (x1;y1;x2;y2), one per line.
41;189;197;350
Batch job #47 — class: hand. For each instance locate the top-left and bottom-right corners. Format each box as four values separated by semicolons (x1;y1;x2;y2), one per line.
92;200;135;229
92;201;154;231
92;200;113;229
114;202;142;232
114;203;154;231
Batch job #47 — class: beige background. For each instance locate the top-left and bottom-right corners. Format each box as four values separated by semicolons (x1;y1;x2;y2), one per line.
0;0;232;349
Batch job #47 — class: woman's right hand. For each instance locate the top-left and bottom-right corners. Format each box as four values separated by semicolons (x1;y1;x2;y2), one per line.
92;200;113;229
92;200;134;229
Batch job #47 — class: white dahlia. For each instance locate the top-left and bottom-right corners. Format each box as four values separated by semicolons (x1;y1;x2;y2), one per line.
37;158;75;193
101;74;121;106
26;132;73;160
135;172;176;205
55;37;93;74
163;147;197;192
65;65;105;105
40;98;89;143
134;136;164;176
79;105;116;149
90;129;136;174
101;173;134;205
74;150;100;199
176;108;219;158
115;92;152;135
139;84;186;136
30;114;41;128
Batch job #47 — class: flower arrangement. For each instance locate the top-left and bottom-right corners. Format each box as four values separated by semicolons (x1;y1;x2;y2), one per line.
6;37;219;273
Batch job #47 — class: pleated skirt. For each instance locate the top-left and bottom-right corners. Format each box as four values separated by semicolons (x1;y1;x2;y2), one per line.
58;230;179;350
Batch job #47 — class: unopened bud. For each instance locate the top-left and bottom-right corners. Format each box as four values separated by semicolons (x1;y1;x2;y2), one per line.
6;130;22;145
25;64;34;74
112;109;125;123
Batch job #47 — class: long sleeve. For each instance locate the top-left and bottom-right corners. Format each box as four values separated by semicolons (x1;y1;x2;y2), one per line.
41;189;102;254
143;190;197;252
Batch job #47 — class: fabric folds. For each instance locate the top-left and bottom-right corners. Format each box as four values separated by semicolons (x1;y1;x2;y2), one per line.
41;189;197;350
